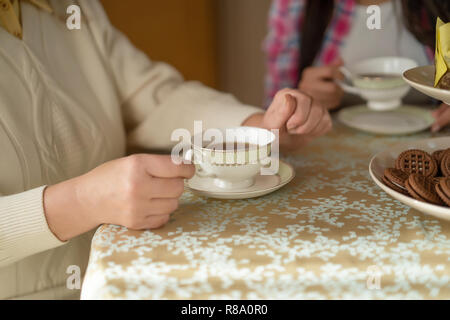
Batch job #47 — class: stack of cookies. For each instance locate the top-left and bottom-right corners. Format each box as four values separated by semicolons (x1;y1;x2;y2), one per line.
382;148;450;207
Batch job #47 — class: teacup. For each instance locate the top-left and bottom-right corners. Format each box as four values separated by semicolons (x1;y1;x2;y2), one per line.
338;57;418;111
185;127;276;189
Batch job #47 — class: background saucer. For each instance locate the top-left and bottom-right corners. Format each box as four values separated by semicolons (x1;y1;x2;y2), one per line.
337;105;433;135
186;160;295;199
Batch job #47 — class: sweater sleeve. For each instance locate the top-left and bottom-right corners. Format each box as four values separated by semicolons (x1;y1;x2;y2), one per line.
0;186;65;267
81;0;263;151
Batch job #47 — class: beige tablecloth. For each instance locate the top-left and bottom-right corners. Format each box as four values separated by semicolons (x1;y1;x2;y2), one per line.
81;122;450;299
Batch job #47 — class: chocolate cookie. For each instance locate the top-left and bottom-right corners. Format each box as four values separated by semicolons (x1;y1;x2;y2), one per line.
440;150;450;177
432;149;446;164
437;72;450;90
433;149;447;176
405;174;444;206
435;177;450;207
382;168;409;195
395;149;438;177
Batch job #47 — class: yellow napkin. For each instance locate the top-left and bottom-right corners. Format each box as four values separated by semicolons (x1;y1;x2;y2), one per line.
435;18;450;87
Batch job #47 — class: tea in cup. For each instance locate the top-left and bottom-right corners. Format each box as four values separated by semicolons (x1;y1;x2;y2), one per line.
185;127;276;189
351;72;405;90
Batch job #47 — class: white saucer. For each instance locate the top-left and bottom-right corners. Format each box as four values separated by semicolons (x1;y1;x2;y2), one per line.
186;160;295;199
403;65;450;105
369;136;450;221
338;105;434;135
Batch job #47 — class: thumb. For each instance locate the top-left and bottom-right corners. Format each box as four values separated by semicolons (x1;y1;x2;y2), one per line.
330;57;344;67
266;93;297;129
330;57;344;80
432;103;449;118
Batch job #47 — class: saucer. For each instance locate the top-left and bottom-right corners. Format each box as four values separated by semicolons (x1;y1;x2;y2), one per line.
403;66;450;105
337;105;434;135
186;160;295;199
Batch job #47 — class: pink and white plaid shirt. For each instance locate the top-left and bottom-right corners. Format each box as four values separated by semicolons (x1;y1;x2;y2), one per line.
263;0;434;107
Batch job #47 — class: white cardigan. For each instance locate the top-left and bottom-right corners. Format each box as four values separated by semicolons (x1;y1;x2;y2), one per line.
0;0;261;299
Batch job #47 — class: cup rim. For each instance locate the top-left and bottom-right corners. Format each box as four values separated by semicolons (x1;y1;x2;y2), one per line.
347;56;418;79
191;126;276;153
353;73;403;81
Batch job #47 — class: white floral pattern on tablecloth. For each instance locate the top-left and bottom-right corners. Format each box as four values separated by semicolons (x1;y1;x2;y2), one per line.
81;122;450;299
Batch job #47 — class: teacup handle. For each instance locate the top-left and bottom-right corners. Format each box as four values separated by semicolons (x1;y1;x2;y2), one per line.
184;149;216;179
339;66;353;80
336;66;360;95
260;157;274;168
196;167;216;178
261;161;272;169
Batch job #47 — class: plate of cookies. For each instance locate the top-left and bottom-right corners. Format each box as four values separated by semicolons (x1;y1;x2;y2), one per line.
369;137;450;221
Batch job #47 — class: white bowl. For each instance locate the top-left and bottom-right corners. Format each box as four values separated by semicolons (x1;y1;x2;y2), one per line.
369;137;450;221
339;57;418;111
403;65;450;105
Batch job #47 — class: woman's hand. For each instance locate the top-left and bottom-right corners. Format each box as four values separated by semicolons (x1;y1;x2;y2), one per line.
44;155;195;241
298;59;344;110
431;103;450;132
243;88;332;151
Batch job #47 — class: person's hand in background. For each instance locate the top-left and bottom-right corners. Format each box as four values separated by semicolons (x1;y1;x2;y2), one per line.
298;58;344;110
44;155;195;241
431;103;450;132
243;89;332;151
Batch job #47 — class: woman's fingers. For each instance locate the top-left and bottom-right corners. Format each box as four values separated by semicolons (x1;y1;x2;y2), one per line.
302;65;335;80
123;196;179;229
134;214;171;230
280;110;332;151
431;103;450;132
287;94;332;136
432;103;449;118
308;111;333;137
147;198;179;216
265;90;297;129
303;79;343;98
129;175;185;200
147;177;185;199
299;77;343;110
309;86;343;110
124;195;179;230
302;63;343;81
288;103;324;135
139;154;195;179
284;93;312;131
124;198;179;219
306;80;342;95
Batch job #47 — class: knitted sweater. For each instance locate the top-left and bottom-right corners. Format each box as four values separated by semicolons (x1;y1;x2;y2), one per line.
0;0;261;299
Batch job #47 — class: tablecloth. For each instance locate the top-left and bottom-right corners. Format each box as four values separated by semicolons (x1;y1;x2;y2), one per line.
81;121;450;299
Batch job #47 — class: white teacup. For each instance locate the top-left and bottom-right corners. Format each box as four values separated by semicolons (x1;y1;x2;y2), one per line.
185;127;276;189
338;57;418;111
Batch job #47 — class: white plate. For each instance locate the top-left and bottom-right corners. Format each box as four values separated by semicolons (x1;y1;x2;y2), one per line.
369;137;450;221
186;160;295;199
403;65;450;105
338;105;434;135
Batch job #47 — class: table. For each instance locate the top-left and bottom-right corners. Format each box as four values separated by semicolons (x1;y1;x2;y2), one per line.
81;122;450;299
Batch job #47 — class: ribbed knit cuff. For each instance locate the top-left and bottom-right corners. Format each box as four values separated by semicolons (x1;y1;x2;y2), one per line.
0;186;66;267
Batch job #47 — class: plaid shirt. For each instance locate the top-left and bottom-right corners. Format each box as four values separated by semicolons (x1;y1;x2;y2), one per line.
263;0;434;107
